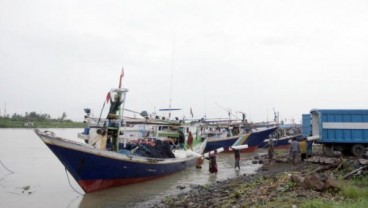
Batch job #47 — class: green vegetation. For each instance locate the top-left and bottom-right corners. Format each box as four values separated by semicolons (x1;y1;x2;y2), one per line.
301;176;368;208
0;111;85;128
302;197;368;208
221;167;368;208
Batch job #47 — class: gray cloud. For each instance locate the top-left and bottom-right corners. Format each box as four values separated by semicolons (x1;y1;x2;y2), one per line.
1;0;368;123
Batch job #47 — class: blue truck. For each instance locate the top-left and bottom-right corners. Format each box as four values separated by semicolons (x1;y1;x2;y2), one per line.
302;114;312;138
305;109;368;157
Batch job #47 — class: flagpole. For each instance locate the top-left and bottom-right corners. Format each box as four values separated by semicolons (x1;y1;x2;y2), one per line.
119;68;124;89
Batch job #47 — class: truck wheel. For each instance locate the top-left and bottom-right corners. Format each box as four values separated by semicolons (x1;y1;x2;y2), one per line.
351;144;366;157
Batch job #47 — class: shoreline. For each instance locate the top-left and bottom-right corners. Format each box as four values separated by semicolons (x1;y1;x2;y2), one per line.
151;150;368;208
151;161;299;208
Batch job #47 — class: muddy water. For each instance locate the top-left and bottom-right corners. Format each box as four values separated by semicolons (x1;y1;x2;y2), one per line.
0;129;265;208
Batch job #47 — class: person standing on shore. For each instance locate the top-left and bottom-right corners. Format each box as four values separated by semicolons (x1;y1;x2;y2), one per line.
307;140;313;158
208;150;218;174
187;131;193;150
289;137;300;166
234;149;240;169
268;138;275;164
300;137;307;163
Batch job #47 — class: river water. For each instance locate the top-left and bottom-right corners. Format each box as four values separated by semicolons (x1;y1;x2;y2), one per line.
0;128;265;208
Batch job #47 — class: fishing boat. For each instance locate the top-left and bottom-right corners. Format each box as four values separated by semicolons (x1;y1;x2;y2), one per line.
258;124;302;149
236;126;278;152
34;70;207;193
202;124;278;153
202;130;243;152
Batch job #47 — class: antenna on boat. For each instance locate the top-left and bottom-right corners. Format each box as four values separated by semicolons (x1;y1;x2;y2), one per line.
168;35;176;119
273;108;279;125
215;103;240;120
119;68;124;89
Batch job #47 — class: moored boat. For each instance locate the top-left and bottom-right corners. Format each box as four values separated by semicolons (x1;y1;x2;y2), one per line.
236;126;278;152
34;70;207;193
202;125;277;153
34;129;206;193
258;124;302;149
203;131;245;153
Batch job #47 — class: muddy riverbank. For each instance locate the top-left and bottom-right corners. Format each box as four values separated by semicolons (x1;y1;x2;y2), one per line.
152;149;368;208
152;162;304;208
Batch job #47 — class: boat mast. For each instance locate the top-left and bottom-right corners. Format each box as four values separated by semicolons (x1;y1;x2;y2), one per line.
120;79;129;148
168;35;176;119
118;68;125;150
106;68;127;151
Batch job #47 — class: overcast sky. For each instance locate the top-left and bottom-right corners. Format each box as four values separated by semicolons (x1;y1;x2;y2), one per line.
1;0;368;123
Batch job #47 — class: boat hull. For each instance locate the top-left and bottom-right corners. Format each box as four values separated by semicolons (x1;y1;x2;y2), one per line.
245;126;278;147
204;126;278;153
35;130;201;193
259;134;302;149
204;136;240;152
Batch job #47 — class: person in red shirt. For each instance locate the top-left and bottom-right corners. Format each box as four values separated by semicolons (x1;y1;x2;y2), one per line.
187;131;193;150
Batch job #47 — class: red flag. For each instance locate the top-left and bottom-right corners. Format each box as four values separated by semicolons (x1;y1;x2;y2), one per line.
106;92;111;103
118;68;124;88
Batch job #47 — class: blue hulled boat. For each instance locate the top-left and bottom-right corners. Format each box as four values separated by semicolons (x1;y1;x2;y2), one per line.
34;129;205;193
258;124;302;149
203;133;243;152
241;126;278;152
203;126;278;153
34;70;206;193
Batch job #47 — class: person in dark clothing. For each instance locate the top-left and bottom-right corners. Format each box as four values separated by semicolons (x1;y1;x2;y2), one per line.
268;138;275;164
178;130;185;149
107;93;123;119
289;137;300;166
234;149;240;169
307;140;313;157
206;149;218;174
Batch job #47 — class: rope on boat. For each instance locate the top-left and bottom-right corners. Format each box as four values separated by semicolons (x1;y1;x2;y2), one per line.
65;167;83;195
0;159;14;174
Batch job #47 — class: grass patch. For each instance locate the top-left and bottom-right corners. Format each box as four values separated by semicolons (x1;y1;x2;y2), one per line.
302;179;368;208
302;199;333;208
350;175;368;187
302;199;368;208
340;183;368;199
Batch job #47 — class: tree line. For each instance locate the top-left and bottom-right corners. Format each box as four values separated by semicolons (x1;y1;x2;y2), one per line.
0;111;84;128
1;111;68;121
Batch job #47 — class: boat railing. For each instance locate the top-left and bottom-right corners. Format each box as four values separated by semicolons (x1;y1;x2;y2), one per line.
37;129;94;148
